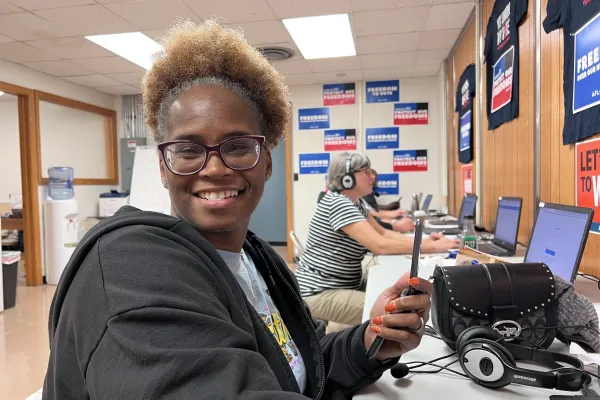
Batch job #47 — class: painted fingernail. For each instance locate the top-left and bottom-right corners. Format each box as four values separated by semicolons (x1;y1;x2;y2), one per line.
409;277;420;286
371;325;381;334
373;316;383;325
385;302;396;313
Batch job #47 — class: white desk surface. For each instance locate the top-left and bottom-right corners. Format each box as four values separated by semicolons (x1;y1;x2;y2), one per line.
356;255;600;399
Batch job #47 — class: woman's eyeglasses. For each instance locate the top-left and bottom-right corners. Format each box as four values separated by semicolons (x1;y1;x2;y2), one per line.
157;135;265;176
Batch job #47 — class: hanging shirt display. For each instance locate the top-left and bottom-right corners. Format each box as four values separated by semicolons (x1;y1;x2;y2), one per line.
456;64;476;163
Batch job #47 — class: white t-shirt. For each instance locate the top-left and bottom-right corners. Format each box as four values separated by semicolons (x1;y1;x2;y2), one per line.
216;249;307;393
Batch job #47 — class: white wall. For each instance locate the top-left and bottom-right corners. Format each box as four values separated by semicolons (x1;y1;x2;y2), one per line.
0;96;21;205
291;77;447;244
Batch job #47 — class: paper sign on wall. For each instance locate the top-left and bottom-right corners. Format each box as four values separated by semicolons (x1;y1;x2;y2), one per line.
298;107;330;130
366;127;399;150
324;129;357;151
573;13;600;114
462;164;473;195
393;150;428;172
491;46;514;114
575;138;600;234
393;103;429;125
299;153;330;175
366;80;399;103
376;173;399;195
323;83;356;106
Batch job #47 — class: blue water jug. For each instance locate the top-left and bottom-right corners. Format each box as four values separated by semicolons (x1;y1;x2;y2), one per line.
48;167;74;200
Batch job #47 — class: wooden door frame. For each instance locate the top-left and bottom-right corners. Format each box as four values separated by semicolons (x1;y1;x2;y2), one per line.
0;82;43;286
285;122;294;263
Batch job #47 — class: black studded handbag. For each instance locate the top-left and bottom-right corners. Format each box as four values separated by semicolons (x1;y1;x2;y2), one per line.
431;262;558;350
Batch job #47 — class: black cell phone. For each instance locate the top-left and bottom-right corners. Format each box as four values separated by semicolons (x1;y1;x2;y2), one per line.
366;220;424;360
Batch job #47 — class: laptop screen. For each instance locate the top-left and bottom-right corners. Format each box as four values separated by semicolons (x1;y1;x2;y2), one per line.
459;195;476;223
422;195;432;212
525;206;591;281
494;198;521;245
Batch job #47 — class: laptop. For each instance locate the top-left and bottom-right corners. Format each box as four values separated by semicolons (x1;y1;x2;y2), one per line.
421;194;433;213
478;197;523;256
425;194;477;235
524;202;594;282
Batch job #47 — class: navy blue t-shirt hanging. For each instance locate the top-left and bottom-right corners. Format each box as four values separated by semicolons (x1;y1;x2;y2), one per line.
484;0;528;130
456;64;476;164
543;0;600;145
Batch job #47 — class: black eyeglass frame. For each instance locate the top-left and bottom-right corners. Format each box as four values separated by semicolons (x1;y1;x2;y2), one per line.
157;135;266;176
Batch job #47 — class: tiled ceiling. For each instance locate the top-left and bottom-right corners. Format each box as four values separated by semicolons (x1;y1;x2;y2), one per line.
0;0;474;95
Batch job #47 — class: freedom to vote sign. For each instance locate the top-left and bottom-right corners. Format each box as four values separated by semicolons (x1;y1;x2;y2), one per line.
491;45;514;114
460;111;472;151
376;173;399;195
323;83;356;106
576;138;600;234
393;150;428;172
366;80;399;103
365;127;399;150
299;153;330;175
298;107;330;130
573;13;600;114
324;129;356;151
393;103;429;125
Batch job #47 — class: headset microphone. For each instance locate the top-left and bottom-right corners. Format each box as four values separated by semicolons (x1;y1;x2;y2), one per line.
390;363;410;379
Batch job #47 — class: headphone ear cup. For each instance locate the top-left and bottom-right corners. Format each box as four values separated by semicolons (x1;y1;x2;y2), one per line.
459;338;514;388
341;174;355;190
457;326;501;352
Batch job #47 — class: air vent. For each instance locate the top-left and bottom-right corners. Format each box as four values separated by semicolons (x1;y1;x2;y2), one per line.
258;46;295;61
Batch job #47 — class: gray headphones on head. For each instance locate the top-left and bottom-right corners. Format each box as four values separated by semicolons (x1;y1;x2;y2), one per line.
341;153;356;190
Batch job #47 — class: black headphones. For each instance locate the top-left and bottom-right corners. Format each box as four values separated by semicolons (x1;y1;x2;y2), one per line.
457;326;591;391
341;153;355;190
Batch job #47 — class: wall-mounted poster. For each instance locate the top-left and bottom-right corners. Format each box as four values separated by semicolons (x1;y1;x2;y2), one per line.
365;127;399;150
299;153;330;175
324;129;356;151
298;107;330;130
462;164;473;195
575;137;600;235
490;46;515;114
365;80;399;103
323;83;356;106
393;103;429;125
393;150;428;172
573;12;600;114
456;64;476;164
376;173;399;195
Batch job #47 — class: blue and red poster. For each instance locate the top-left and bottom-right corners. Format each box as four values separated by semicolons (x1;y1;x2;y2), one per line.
573;12;600;114
491;45;515;114
575;138;600;234
460;110;472;152
323;83;356;106
324;129;356;151
393;103;429;125
393;150;428;172
366;80;399;103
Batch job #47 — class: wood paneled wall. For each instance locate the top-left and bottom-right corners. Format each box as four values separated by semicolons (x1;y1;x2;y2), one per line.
480;0;535;244
540;0;600;276
446;59;456;215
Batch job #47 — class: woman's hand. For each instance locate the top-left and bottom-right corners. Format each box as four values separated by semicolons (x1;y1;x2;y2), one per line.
391;217;415;233
363;273;433;361
422;233;460;252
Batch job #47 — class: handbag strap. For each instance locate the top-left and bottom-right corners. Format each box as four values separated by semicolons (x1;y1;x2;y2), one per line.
481;263;518;320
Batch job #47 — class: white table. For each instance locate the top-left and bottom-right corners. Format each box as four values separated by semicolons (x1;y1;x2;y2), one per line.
356;255;600;399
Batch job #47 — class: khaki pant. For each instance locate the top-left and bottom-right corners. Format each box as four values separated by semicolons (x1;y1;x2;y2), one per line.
304;289;365;326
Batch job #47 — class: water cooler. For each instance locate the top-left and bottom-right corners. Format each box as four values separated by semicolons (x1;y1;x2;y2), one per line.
43;199;78;285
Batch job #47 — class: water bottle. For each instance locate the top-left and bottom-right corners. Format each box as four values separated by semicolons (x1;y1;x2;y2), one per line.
48;167;74;200
460;215;478;250
410;193;419;213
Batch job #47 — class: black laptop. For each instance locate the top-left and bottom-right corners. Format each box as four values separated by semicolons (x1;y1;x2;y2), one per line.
425;194;477;235
478;197;523;256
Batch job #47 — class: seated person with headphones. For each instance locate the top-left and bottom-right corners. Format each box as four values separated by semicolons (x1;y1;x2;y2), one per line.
295;152;459;325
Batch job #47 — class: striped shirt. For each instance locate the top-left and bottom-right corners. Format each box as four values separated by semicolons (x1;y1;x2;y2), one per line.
295;192;369;297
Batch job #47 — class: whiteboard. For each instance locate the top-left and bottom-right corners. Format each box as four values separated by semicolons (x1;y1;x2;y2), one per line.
129;146;171;215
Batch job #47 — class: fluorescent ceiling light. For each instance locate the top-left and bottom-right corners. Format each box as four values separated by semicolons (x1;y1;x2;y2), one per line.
0;91;4;96
85;32;162;70
282;14;356;60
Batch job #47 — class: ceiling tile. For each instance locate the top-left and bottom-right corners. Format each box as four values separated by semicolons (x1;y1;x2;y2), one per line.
363;66;414;81
25;36;115;59
284;73;316;86
22;60;96;76
183;0;275;23
104;0;198;31
350;0;429;12
419;28;461;50
34;5;138;36
142;29;166;41
271;59;311;75
361;51;418;69
353;7;429;36
424;2;474;31
0;12;73;40
97;85;141;95
105;71;146;86
313;70;363;84
267;0;351;19
0;1;24;13
411;63;440;77
0;41;59;62
0;34;14;43
306;56;362;73
64;74;123;87
417;49;450;64
357;32;420;55
70;57;145;74
7;0;94;11
227;20;291;45
94;0;139;2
